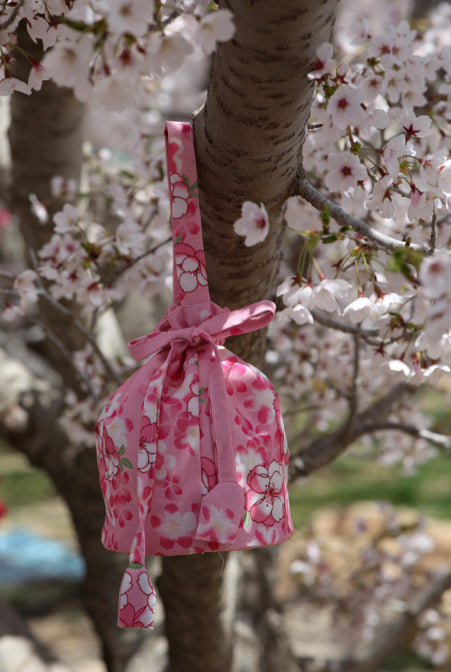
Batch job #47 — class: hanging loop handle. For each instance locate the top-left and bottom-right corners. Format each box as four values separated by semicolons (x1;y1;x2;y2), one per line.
165;121;210;306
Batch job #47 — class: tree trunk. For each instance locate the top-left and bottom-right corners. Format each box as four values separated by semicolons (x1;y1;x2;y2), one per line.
160;2;338;671
9;21;86;390
0;355;145;672
6;25;145;672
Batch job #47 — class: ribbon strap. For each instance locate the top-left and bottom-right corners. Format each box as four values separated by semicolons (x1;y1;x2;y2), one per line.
165;121;210;306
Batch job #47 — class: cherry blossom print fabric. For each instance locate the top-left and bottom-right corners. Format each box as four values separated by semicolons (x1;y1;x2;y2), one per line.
95;121;293;630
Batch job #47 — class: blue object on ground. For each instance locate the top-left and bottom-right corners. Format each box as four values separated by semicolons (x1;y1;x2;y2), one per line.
0;527;85;585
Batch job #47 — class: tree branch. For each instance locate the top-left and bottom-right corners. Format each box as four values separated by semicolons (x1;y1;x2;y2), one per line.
292;569;451;672
428;213;437;256
30;264;122;386
297;175;430;255
289;382;417;480
358;421;451;451
0;0;24;30
310;309;379;336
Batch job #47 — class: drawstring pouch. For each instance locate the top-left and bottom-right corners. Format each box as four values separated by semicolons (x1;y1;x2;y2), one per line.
95;121;294;629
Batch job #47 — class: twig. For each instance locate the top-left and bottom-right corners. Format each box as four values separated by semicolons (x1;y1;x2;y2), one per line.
0;0;24;30
38;288;122;385
429;213;437;256
310;309;379;336
27;314;99;401
107;236;171;284
28;250;122;386
297;174;429;255
346;334;360;432
358;421;451;451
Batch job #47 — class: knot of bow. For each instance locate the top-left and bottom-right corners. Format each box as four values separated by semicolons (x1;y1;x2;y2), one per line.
127;299;276;362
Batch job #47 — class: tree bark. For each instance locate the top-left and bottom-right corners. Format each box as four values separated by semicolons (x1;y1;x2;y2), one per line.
0;352;145;672
161;2;338;671
9;21;86;391
6;24;145;672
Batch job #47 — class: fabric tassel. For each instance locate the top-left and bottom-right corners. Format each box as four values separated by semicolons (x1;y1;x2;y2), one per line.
118;565;156;630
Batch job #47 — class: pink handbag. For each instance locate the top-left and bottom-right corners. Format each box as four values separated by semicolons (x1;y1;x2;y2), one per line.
95;122;293;630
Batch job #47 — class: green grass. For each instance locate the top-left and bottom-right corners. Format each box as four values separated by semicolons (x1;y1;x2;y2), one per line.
0;442;57;510
289;451;451;528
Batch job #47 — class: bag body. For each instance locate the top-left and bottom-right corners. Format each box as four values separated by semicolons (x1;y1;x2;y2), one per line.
95;121;293;629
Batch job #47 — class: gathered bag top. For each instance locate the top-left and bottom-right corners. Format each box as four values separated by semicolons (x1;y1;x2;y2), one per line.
95;121;293;630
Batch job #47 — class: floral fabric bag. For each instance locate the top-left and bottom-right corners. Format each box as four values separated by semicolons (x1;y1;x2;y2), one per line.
95;121;293;630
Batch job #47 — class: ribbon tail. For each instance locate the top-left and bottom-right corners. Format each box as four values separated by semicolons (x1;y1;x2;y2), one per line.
195;344;245;544
195;482;244;543
118;565;156;630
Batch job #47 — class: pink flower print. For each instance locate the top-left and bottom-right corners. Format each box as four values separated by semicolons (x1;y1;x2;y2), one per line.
254;526;279;547
224;360;257;395
138;416;157;473
245;460;284;527
169;173;189;219
175;244;208;293
164;474;183;501
110;472;133;528
235;438;267;482
250;375;276;425
201;457;218;495
118;569;156;629
174;412;200;454
157;503;197;549
196;504;239;543
119;571;133;608
103;433;120;481
187;382;202;418
154;440;176;481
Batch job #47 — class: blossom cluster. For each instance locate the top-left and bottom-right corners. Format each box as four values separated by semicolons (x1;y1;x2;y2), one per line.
2;142;175;441
0;0;235;106
237;7;451;468
289;503;446;659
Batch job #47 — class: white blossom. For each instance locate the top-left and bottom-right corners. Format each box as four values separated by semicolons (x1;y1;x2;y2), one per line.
196;9;235;55
325;151;367;192
233;201;269;247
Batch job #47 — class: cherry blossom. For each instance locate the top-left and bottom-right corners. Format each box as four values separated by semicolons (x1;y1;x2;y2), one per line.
13;270;39;309
233;201;269;247
327;84;366;130
196;9;235;56
145;33;193;75
42;36;94;102
324;151;368;192
107;0;154;38
309;42;336;80
401;110;432;142
312;279;353;314
382;135;408;177
53;204;79;234
419;251;451;300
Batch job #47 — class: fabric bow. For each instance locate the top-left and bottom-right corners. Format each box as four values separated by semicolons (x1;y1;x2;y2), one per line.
128;299;276;545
